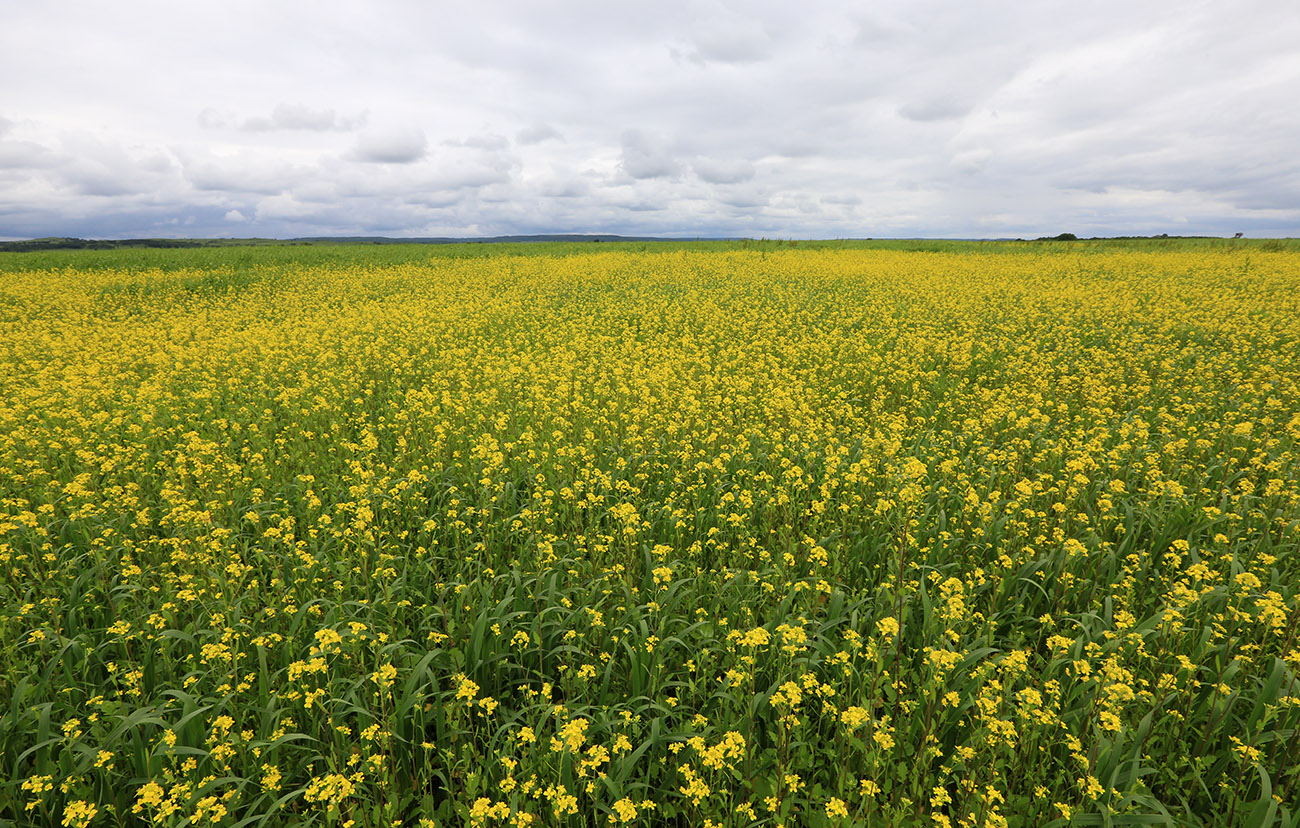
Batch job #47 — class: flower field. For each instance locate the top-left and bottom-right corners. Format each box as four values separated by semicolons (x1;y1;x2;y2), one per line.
1;241;1298;827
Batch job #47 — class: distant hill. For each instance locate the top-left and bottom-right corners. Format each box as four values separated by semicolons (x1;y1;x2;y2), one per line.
0;237;210;252
1;233;1280;253
0;234;707;252
293;234;690;244
1030;233;1227;242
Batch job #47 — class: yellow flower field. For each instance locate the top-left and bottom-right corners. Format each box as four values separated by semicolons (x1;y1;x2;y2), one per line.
1;242;1298;827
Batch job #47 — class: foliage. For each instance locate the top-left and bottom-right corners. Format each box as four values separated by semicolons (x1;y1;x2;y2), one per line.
1;245;1298;827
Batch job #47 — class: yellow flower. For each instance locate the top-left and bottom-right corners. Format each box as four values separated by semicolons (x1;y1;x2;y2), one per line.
262;763;282;791
840;706;870;729
132;781;165;814
192;795;227;824
825;797;849;819
557;717;589;752
304;773;357;806
611;798;639;822
61;801;98;828
456;676;480;701
372;662;398;688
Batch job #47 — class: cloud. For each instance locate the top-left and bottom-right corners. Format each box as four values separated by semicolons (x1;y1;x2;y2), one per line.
520;163;594;201
536;175;590;198
716;184;768;209
199;104;365;132
516;122;562;145
0;138;57;170
0;131;185;200
455;133;511;151
851;11;916;46
949;148;992;175
693;157;755;185
898;97;969;123
224;209;246;222
61;165;139;196
246;103;365;132
430;159;514;191
677;19;774;65
351;128;429;164
50;132;177;197
620;130;680;180
179;148;306;195
1;0;1298;239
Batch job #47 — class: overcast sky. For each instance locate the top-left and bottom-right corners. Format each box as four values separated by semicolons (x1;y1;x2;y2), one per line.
3;0;1298;240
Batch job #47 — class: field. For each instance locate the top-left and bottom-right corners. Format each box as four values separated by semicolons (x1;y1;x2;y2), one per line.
1;240;1298;828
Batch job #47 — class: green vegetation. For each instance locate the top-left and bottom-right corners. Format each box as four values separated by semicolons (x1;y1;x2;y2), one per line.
0;244;1298;827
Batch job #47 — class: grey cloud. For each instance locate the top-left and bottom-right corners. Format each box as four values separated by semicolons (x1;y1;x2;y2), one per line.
246;103;365;132
200;104;365;132
693;157;755;185
0;132;183;199
1228;177;1300;212
0;202;237;241
249;195;461;236
620;130;680;180
454;133;511;151
433;161;513;191
60;164;139;197
404;191;464;209
678;19;774;65
540;181;589;199
253;194;322;223
0;139;57;170
516;122;562;145
616;199;668;213
276;151;513;206
2;0;1298;240
534;171;591;199
898;97;970;123
196;109;229;130
717;185;768;209
822;193;862;206
949;148;992;175
180;150;306;195
351;128;428;164
251;196;447;232
851;12;915;46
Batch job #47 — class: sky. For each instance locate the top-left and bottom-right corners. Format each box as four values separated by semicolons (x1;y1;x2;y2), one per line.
2;0;1299;240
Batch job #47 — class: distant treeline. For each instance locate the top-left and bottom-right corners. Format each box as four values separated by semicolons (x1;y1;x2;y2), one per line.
0;233;1279;253
0;234;685;252
0;237;211;252
1031;233;1231;242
